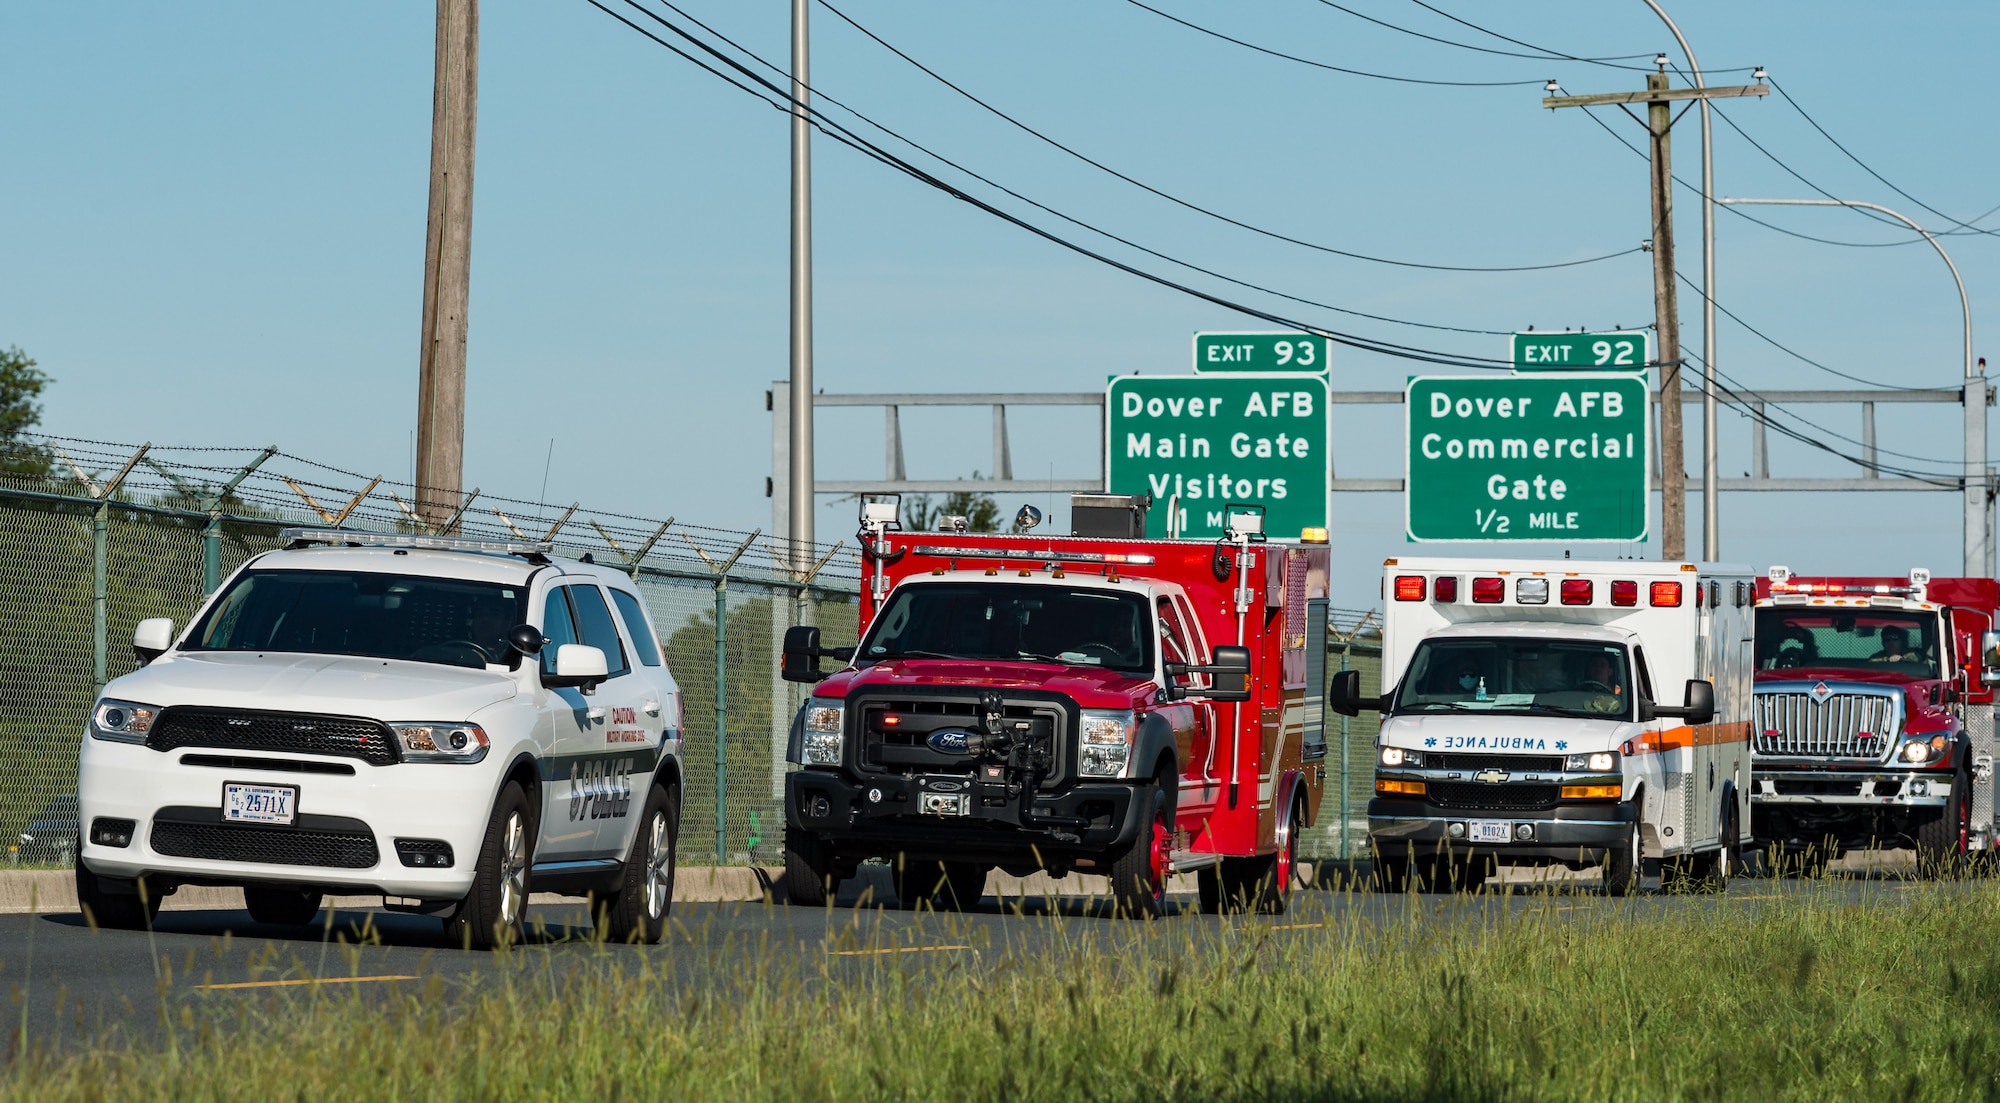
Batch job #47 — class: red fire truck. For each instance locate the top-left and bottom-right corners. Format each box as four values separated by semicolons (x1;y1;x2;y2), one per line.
1751;567;2000;873
778;496;1330;917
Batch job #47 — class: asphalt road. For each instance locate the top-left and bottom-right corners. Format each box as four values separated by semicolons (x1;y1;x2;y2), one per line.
0;866;1946;1054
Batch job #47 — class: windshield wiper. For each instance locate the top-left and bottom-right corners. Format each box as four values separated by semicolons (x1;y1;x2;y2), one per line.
874;648;965;661
1402;701;1484;711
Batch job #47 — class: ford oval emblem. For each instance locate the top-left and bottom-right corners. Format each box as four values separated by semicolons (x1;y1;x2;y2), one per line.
927;729;976;754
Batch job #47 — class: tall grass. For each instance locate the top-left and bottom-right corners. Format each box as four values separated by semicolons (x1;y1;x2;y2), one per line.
10;881;2000;1101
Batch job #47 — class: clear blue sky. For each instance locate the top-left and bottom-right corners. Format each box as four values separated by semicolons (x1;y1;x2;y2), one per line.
4;1;1995;608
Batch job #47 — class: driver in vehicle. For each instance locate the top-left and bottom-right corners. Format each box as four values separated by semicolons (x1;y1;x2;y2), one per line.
466;598;517;666
1574;652;1624;714
1871;626;1918;664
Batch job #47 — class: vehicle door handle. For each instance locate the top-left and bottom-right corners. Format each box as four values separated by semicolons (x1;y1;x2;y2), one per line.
642;700;661;717
587;706;607;722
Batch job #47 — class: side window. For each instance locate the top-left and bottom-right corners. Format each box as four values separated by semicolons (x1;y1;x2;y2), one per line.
540;588;580;676
610;589;663;668
568;584;631;678
1157;598;1188;665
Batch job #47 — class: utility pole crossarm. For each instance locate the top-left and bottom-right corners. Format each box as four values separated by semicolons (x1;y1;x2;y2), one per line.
1543;84;1768;109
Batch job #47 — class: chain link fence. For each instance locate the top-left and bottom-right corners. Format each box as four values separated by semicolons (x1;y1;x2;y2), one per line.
0;435;1377;871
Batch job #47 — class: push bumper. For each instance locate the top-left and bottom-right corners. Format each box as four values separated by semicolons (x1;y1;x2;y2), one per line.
1750;768;1951;808
77;736;496;899
786;769;1145;863
1368;797;1637;864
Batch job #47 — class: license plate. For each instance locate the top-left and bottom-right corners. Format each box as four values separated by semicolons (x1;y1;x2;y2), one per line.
224;783;297;825
1468;820;1512;844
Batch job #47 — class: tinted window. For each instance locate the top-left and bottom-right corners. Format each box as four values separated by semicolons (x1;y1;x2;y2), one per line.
568;585;631;677
1754;609;1939;678
540;588;580;676
861;583;1154;674
188;570;527;670
1393;637;1631;719
610;589;663;667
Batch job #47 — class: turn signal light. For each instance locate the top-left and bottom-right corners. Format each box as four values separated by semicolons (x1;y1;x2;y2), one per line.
1433;576;1459;603
1650;581;1683;607
1376;778;1427;796
1394;575;1426;602
1610;580;1639;607
1560;579;1594;605
1561;784;1623;800
1471;577;1504;604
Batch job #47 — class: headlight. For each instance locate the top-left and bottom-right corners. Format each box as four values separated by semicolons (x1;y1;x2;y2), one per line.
1079;709;1135;778
1564;751;1620;773
1899;736;1947;764
90;700;160;744
1379;746;1424;768
390;722;489;763
802;699;844;766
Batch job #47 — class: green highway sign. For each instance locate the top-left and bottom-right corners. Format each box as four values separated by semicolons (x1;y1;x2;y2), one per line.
1510;330;1650;372
1405;374;1649;543
1107;373;1329;540
1193;332;1329;374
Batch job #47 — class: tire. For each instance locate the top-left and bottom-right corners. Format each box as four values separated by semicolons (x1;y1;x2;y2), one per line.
1696;804;1738;893
245;885;324;925
1108;778;1174;919
74;862;161;931
1230;795;1305;914
1601;824;1641;897
1915;769;1971;879
597;784;678;944
444;781;534;950
783;827;834;907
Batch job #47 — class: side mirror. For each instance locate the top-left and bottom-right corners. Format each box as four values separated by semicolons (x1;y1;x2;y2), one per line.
543;643;609;694
781;625;855;683
507;624;546;658
133;618;175;665
1653;679;1715;725
1329;668;1377;717
1205;645;1252;702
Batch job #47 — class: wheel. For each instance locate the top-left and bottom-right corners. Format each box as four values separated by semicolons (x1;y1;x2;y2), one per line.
444;781;533;950
245;885;324;925
75;862;162;931
1601;824;1640;897
1108;778;1174;918
1229;795;1305;914
1695;804;1738;893
597;784;678;943
1915;769;1971;879
783;827;834;907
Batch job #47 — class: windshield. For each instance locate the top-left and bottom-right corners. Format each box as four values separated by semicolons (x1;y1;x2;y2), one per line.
861;582;1154;674
1755;609;1940;678
1394;637;1632;719
186;569;530;670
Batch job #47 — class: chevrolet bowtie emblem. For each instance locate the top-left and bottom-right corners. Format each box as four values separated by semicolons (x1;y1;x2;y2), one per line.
1474;768;1509;784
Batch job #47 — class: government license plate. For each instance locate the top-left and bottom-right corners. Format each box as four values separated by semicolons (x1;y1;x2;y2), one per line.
224;783;297;825
1467;820;1512;844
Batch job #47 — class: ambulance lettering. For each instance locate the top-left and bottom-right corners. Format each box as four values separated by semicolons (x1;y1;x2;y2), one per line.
1438;736;1550;751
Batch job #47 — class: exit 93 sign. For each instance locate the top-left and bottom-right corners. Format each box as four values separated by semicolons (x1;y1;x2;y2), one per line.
1193;332;1329;374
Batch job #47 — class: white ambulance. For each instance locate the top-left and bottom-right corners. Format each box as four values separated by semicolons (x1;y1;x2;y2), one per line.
1331;557;1753;894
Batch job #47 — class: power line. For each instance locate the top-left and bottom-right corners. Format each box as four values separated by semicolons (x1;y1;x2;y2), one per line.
816;0;1642;274
1403;0;1757;76
587;0;1526;368
1769;77;2000;240
1685;353;1965;482
1117;0;1548;87
1305;0;1657;66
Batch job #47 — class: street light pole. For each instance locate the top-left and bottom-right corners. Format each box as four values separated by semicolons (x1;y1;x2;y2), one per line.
1719;197;1984;574
788;0;814;570
1640;0;1719;563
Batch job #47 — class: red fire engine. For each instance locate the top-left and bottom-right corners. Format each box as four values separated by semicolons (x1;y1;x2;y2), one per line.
1751;567;2000;872
778;496;1330;917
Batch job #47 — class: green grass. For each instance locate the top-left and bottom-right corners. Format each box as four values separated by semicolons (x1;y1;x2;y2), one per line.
10;882;2000;1101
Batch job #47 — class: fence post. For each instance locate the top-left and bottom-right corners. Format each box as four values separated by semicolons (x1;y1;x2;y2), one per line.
93;500;109;694
1337;642;1350;860
681;529;759;866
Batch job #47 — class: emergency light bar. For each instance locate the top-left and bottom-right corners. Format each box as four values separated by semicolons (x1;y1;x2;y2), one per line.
1768;581;1921;596
1390;570;1681;608
909;545;1157;566
279;528;553;557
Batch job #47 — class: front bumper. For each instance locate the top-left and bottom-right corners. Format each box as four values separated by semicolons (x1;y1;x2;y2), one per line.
786;768;1144;863
77;736;499;899
1750;767;1950;808
1368;797;1637;864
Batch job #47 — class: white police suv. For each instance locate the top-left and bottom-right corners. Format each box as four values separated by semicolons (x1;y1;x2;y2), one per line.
75;529;684;947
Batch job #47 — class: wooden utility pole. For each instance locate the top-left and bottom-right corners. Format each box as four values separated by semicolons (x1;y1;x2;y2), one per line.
415;0;478;531
1543;68;1766;559
1647;72;1684;558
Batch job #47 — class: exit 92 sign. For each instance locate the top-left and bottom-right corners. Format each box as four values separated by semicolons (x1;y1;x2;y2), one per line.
1510;331;1651;372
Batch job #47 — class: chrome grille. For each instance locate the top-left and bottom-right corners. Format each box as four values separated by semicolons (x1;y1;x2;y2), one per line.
1753;689;1898;760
